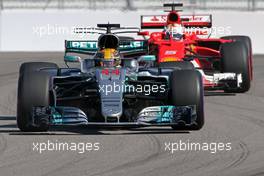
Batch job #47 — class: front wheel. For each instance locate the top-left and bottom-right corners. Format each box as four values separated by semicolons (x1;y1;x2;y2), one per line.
170;70;204;130
17;62;57;132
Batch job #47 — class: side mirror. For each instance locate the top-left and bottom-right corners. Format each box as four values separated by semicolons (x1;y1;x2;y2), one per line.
138;55;156;62
138;31;149;36
64;55;81;62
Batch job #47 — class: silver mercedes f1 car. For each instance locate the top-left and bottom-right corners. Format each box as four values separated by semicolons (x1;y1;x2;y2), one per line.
17;24;204;132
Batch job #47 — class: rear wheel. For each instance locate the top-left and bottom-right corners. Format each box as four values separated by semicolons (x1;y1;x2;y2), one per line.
221;41;250;93
170;70;204;130
17;62;58;132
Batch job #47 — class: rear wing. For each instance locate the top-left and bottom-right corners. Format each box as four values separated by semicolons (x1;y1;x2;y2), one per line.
65;40;148;56
141;14;212;29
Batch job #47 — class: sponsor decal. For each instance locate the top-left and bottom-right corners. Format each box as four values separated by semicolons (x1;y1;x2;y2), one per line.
68;41;144;50
71;41;97;49
165;50;177;55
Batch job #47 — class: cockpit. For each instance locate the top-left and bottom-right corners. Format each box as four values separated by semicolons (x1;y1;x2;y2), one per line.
94;33;122;67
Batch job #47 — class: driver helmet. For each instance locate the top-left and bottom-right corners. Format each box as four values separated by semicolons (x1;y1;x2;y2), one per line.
165;23;184;40
100;48;121;67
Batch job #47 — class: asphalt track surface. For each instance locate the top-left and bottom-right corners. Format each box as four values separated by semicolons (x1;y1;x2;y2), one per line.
0;52;263;176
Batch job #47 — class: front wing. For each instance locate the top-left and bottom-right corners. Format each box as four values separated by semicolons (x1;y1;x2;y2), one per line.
32;105;197;128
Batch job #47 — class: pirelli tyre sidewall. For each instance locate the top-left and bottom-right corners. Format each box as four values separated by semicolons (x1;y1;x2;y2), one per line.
170;70;204;130
17;62;58;132
220;41;250;93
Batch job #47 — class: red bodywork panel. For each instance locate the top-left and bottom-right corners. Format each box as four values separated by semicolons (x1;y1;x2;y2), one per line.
148;31;225;65
148;32;185;62
142;11;226;67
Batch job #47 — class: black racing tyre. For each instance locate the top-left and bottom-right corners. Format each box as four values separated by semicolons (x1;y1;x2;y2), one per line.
17;62;57;132
19;62;58;75
220;41;250;93
17;71;51;132
159;61;194;70
221;35;253;80
221;35;252;57
170;70;204;130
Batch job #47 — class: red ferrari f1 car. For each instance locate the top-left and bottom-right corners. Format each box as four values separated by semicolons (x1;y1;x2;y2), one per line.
139;3;252;93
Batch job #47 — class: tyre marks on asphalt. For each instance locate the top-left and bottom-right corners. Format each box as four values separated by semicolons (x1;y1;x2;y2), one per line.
225;141;250;169
41;156;87;176
86;134;162;176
